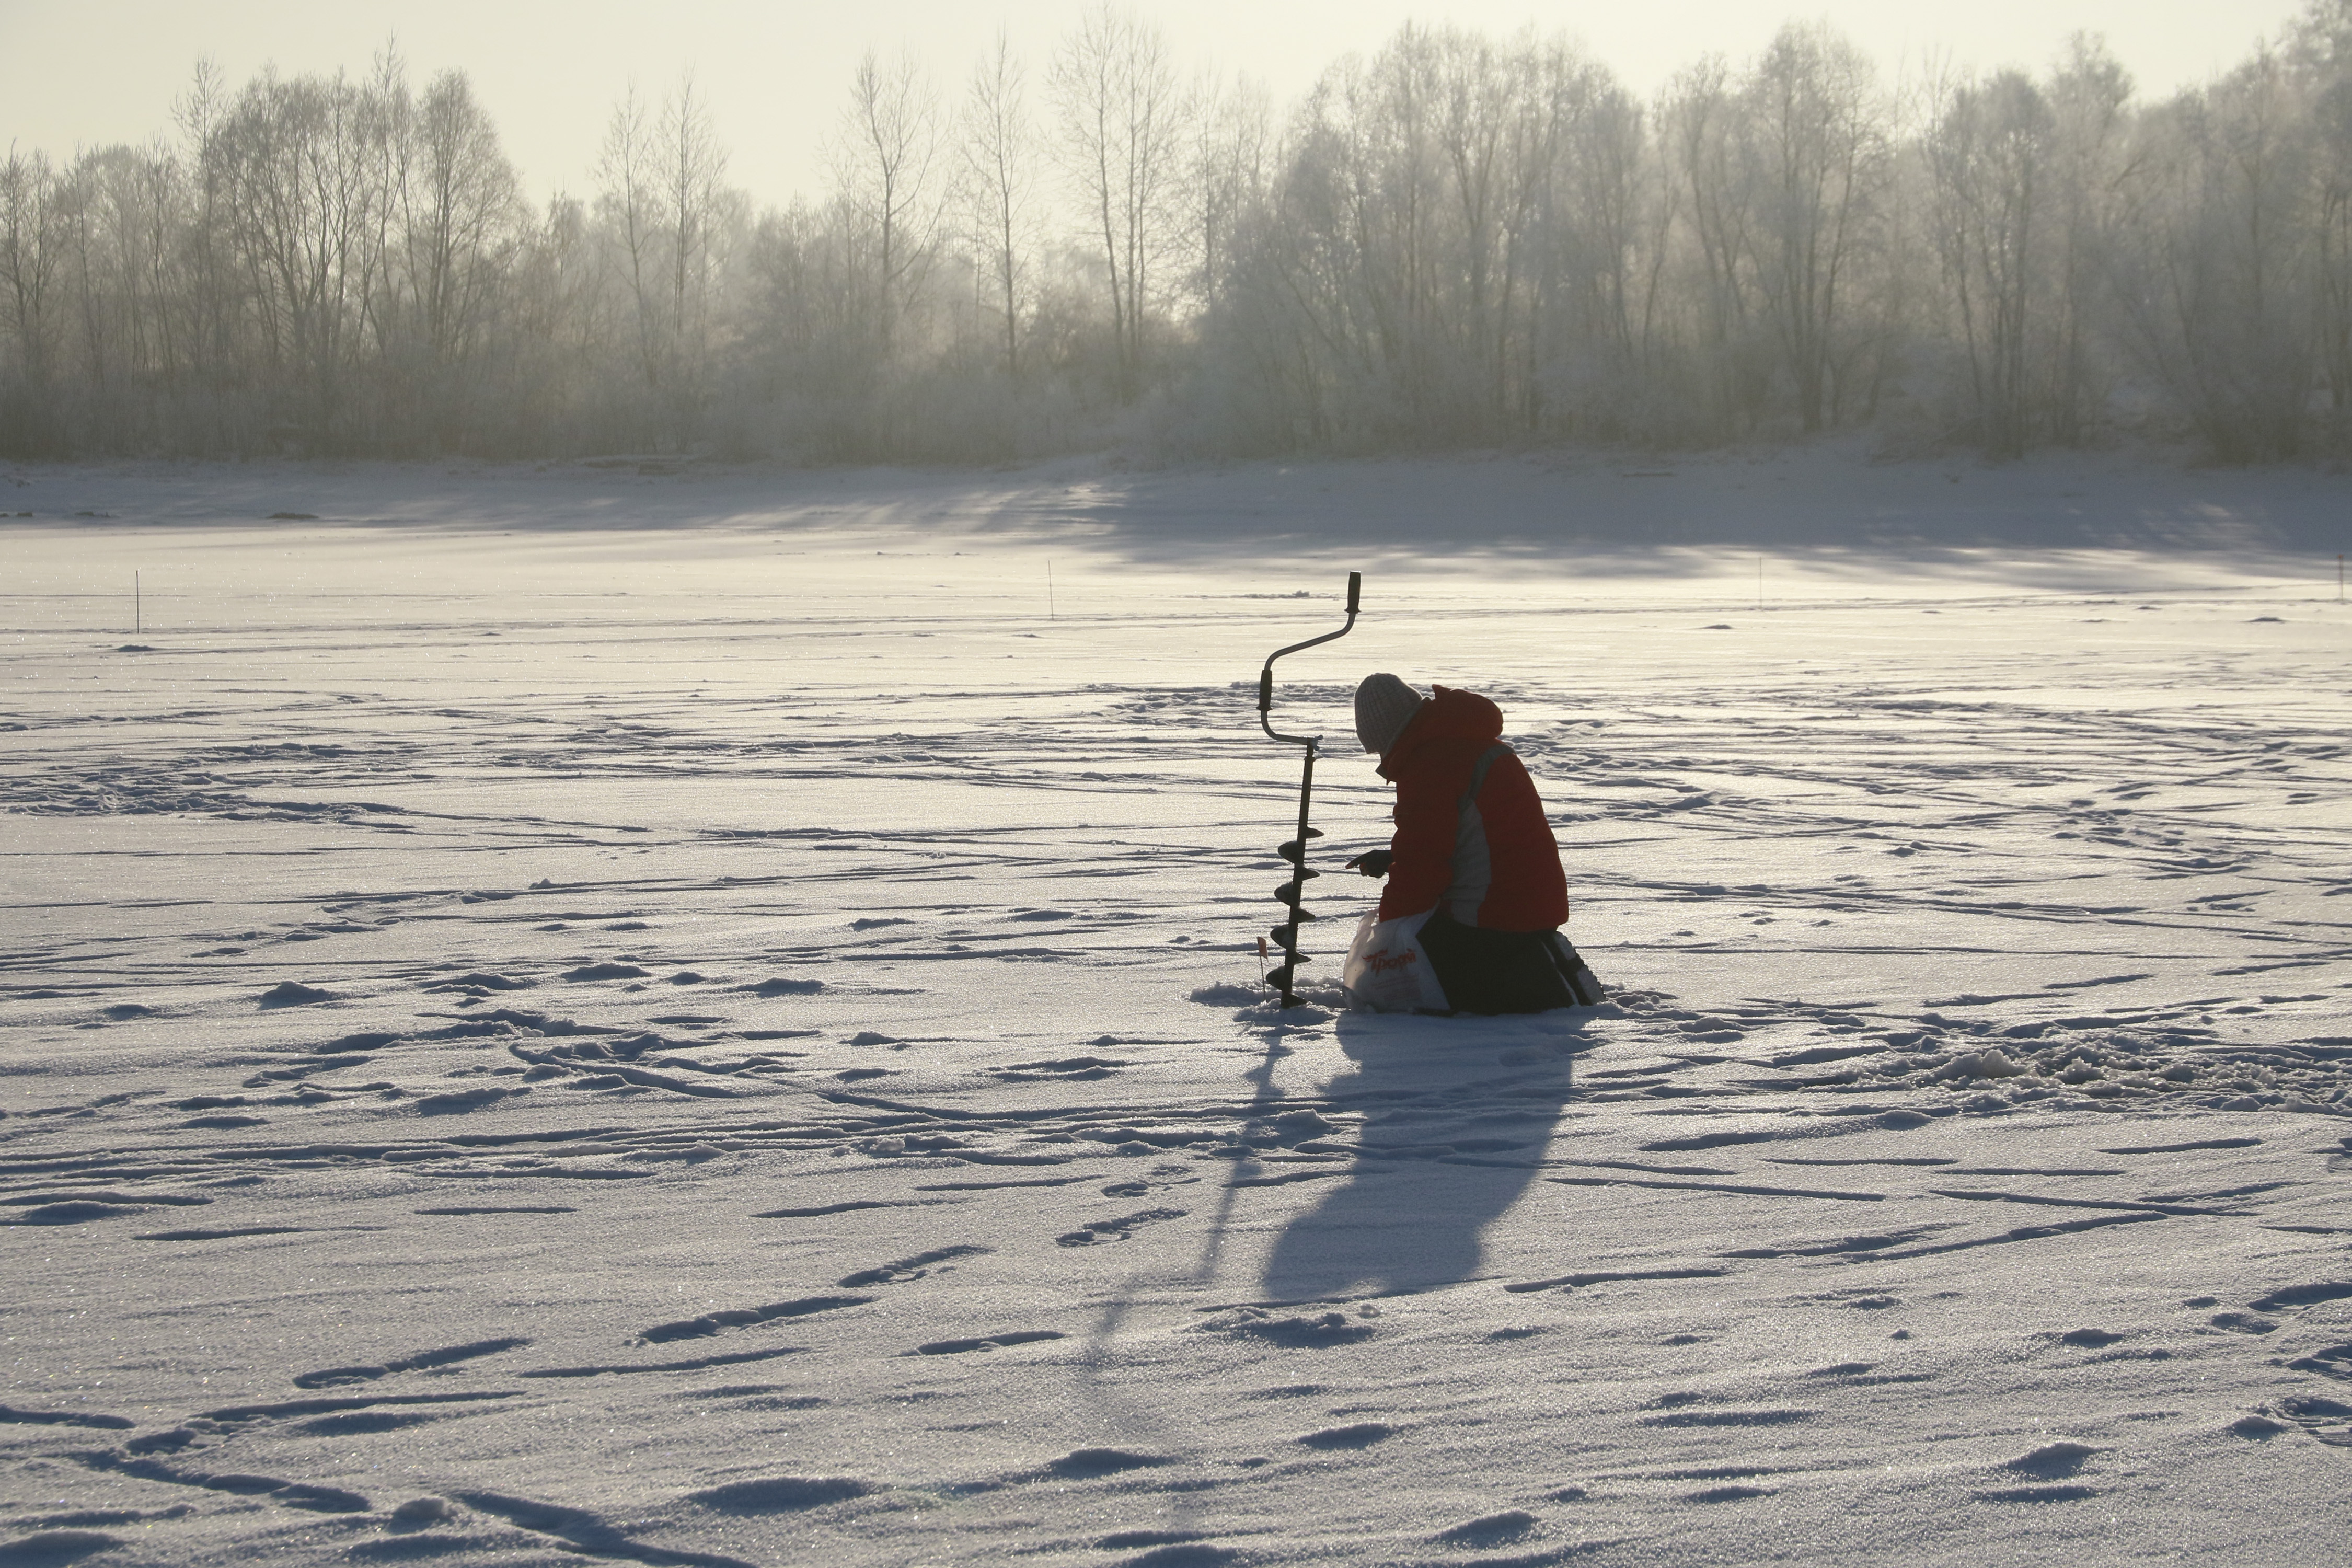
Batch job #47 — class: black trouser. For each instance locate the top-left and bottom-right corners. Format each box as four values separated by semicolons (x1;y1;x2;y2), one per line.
1417;910;1604;1016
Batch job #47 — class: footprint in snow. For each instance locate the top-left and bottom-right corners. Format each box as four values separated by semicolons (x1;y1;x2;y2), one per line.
422;972;536;995
994;1055;1130;1082
1431;1509;1538;1546
1115;1542;1242;1561
638;1296;870;1345
1196;1309;1374;1348
2275;1396;2352;1446
292;1337;531;1389
2249;1281;2352;1313
414;1087;515;1115
2005;1441;2097;1479
1805;1362;1880;1379
837;1246;989;1288
1056;1208;1185;1247
135;1225;305;1241
686;1476;872;1513
1296;1422;1392;1449
1639;1129;1782;1152
1042;1447;1174;1478
2286;1344;2352;1380
914;1329;1065;1355
753;1199;919;1219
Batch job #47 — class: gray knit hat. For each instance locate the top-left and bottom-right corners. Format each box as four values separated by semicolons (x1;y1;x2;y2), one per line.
1354;673;1424;755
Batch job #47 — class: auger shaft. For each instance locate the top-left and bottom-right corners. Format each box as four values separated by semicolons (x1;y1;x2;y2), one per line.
1256;571;1361;1008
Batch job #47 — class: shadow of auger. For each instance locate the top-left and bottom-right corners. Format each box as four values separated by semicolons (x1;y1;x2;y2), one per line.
1181;1011;1322;1293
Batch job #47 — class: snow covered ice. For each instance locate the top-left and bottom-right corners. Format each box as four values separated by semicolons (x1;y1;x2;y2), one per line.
3;452;2349;1565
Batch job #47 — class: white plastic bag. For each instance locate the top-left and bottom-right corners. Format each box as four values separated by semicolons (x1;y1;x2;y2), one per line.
1342;907;1451;1013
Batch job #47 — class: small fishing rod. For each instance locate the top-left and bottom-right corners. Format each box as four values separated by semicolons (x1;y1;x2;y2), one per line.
1256;571;1361;1008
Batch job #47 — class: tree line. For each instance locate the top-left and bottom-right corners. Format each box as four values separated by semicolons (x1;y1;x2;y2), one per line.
9;2;2352;465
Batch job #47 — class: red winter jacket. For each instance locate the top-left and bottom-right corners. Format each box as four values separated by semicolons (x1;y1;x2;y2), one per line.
1376;686;1570;931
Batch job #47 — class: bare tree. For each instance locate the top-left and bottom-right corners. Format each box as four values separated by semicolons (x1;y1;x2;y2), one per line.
1051;3;1187;397
0;147;63;449
1191;72;1273;315
1520;48;1648;435
594;74;728;445
837;49;940;366
1432;29;1517;421
406;73;520;365
1927;68;2053;455
171;57;243;443
400;71;523;444
1745;24;1893;433
1663;58;1767;435
960;33;1034;377
2110;47;2318;458
598;83;665;396
214;65;400;449
661;72;728;410
56;142;187;447
2043;36;2133;445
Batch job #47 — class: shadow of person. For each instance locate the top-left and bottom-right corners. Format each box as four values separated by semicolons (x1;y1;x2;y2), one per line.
1257;1006;1600;1302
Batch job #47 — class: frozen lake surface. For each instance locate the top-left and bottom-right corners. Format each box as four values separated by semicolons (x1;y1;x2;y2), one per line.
3;452;2349;1565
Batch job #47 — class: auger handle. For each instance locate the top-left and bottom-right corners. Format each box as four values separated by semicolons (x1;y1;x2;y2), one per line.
1259;571;1363;745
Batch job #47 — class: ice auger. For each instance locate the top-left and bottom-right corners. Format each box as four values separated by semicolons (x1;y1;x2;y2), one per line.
1255;571;1362;1008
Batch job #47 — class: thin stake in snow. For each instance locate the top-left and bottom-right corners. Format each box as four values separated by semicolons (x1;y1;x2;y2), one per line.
1256;571;1361;1008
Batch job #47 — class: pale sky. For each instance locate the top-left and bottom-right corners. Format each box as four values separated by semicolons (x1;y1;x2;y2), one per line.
0;0;2312;210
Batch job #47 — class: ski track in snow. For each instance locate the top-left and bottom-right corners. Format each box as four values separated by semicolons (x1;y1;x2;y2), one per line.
1;459;2349;1564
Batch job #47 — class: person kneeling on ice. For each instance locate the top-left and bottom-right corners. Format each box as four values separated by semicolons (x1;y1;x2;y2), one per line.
1341;673;1603;1015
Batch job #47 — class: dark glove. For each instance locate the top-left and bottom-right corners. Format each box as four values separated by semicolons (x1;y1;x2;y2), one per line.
1345;849;1393;879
